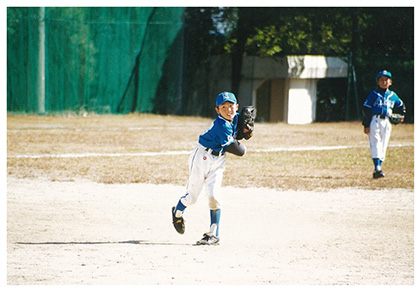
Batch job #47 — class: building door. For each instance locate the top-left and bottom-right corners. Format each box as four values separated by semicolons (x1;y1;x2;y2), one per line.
270;79;287;122
256;79;271;122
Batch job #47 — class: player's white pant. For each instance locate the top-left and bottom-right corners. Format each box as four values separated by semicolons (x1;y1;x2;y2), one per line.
368;115;392;161
180;144;226;210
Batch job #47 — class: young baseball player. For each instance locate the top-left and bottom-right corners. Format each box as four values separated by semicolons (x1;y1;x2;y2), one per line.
171;92;250;245
362;70;406;178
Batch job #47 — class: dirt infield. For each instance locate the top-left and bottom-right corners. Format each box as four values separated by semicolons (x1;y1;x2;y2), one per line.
7;177;414;285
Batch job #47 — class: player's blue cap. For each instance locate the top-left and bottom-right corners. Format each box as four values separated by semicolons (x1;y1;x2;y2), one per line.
376;70;392;80
216;92;237;107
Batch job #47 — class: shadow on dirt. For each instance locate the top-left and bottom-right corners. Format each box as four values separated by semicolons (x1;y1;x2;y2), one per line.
16;240;189;246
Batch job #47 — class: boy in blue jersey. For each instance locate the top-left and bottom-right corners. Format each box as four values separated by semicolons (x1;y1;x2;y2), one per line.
171;92;249;245
362;70;406;178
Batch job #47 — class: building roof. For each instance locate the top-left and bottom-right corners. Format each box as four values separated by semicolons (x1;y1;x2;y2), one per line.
212;55;349;79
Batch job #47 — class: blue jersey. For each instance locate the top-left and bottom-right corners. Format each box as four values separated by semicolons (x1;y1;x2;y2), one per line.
363;89;404;116
198;114;239;153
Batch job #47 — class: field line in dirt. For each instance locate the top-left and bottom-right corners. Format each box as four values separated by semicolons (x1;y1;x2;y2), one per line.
7;143;413;159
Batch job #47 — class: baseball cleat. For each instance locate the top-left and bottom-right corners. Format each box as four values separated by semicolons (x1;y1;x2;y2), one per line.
373;170;385;179
196;233;219;245
172;206;185;234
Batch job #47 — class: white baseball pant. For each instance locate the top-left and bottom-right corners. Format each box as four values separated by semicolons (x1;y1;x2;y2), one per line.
180;144;226;210
368;115;392;161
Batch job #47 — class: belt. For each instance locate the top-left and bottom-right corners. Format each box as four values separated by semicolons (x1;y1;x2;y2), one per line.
374;114;386;119
205;148;225;156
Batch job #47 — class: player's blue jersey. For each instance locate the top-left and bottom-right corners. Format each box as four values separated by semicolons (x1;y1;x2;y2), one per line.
363;89;404;116
199;114;239;153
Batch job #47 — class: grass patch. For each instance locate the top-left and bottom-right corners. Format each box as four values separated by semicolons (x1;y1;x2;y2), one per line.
7;114;414;190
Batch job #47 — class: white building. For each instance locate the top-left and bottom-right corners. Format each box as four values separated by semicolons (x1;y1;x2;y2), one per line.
209;55;348;124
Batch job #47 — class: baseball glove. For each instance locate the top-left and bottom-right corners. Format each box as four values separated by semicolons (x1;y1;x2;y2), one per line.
237;106;256;140
389;113;405;125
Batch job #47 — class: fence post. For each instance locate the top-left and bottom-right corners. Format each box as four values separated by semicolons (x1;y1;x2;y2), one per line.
38;7;46;113
345;52;352;121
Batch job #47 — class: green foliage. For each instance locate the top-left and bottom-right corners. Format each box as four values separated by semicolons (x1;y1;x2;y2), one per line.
246;26;283;56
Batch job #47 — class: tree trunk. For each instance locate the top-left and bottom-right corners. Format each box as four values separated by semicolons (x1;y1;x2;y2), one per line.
231;8;251;96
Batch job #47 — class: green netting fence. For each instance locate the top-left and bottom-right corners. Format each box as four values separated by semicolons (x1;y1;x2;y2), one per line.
7;7;185;114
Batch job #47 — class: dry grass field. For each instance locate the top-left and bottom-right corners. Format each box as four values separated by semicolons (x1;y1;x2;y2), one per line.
7;114;414;190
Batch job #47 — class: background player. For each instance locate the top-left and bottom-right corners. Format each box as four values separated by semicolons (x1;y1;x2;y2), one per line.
171;92;249;245
362;70;406;178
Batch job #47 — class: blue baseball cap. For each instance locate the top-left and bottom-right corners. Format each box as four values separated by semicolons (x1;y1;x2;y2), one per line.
376;70;392;80
216;92;237;107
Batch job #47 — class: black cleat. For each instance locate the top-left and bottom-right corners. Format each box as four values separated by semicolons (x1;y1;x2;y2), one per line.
373;170;385;179
196;233;219;245
172;206;185;234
